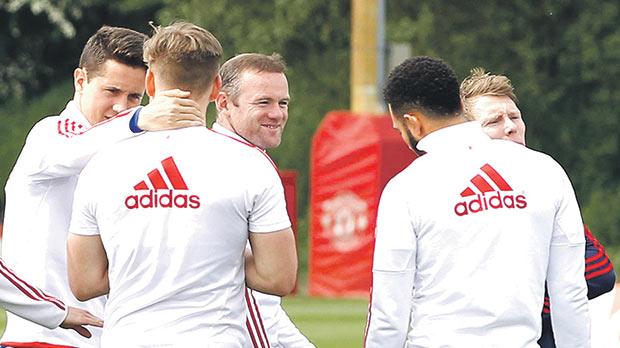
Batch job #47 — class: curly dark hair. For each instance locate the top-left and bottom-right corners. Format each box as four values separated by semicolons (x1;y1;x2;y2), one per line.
383;56;462;118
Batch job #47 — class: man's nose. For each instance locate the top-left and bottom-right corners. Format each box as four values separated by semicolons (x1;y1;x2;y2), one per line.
504;117;516;134
267;104;285;119
112;98;129;114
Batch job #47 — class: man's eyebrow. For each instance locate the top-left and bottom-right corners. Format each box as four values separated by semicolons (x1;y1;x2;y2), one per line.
482;112;502;121
253;95;289;101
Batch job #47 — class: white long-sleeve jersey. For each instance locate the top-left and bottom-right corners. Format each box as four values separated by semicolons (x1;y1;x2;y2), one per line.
0;258;67;330
2;101;140;346
365;122;589;348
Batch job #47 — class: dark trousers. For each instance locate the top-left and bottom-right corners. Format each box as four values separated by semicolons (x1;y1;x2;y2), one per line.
538;315;555;348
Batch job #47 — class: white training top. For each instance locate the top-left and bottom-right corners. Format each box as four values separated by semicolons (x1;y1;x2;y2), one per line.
2;101;139;346
0;258;68;330
365;122;589;348
211;123;315;348
69;126;291;347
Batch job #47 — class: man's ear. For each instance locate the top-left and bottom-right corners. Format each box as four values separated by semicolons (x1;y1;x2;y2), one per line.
215;90;229;114
145;69;156;97
73;68;87;94
403;112;424;139
209;75;222;102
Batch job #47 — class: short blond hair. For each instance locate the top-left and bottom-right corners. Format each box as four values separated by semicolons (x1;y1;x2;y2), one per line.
460;67;518;120
143;22;223;95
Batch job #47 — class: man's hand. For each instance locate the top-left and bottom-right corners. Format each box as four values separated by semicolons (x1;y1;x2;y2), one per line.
138;89;205;131
59;306;103;338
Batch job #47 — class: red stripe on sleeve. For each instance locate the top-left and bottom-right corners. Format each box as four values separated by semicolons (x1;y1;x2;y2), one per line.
249;290;271;347
245;289;267;348
208;128;279;171
74;107;136;137
246;317;260;348
585;263;614;280
1;261;65;310
585;258;611;273
0;267;39;303
0;260;65;310
585;250;605;264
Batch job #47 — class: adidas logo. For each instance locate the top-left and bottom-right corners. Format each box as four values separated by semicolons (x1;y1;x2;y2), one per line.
125;156;201;209
454;163;527;216
57;118;86;138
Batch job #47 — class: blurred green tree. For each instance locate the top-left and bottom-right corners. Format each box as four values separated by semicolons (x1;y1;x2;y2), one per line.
1;0;619;249
0;0;164;210
156;0;352;219
0;0;164;103
385;0;620;245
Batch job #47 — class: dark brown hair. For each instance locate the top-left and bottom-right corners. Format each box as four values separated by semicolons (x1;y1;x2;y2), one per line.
79;26;148;78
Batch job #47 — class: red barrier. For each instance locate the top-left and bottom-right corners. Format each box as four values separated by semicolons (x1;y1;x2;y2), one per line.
280;170;298;293
280;170;298;238
309;111;418;297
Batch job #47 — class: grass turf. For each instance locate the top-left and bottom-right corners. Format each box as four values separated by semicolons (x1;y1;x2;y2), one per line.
0;297;368;346
282;295;368;347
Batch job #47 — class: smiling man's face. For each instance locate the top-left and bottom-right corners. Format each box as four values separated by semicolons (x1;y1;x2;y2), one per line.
223;70;290;149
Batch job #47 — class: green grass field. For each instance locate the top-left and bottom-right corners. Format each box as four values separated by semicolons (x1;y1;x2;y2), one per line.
0;296;368;346
282;296;367;347
0;309;5;337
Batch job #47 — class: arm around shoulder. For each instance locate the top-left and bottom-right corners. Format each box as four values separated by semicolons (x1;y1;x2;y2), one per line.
16;112;136;180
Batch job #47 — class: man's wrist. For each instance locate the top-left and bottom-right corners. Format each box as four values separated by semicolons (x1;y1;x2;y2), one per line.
129;107;143;133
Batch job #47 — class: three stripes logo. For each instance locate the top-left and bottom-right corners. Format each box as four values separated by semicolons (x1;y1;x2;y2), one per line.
125;156;200;209
454;163;527;216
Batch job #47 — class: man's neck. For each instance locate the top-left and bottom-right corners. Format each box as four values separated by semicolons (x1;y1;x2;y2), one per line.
421;114;468;138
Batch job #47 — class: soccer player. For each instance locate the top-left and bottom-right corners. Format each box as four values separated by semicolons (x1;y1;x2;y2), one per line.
214;53;314;348
460;67;615;348
364;56;589;347
2;26;203;347
67;23;297;347
0;258;102;342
